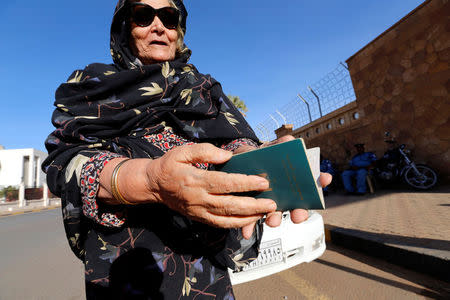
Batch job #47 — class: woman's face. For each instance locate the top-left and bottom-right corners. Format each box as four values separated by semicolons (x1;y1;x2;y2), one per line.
129;0;178;65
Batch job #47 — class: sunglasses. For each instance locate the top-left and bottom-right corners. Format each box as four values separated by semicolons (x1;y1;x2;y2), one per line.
129;2;180;29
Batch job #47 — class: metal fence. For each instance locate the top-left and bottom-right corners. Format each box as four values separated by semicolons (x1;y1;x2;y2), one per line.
254;63;356;141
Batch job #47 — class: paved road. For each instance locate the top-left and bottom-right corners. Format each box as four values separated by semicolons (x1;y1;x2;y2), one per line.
233;245;449;299
1;210;448;300
0;209;84;300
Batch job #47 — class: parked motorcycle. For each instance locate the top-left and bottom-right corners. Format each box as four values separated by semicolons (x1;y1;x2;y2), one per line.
374;132;438;190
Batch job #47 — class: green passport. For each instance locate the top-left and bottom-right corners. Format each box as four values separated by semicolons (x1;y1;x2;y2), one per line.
216;139;325;211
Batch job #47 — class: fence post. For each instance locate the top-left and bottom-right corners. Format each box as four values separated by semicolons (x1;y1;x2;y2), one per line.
19;182;26;207
43;183;49;207
339;61;349;70
297;93;312;123
308;86;323;118
256;126;269;142
269;114;280;128
276;110;287;124
258;123;272;142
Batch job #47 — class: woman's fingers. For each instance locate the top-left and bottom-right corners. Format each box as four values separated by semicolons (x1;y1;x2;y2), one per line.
265;211;283;227
241;222;257;240
290;209;309;223
192;211;264;229
319;172;332;188
204;195;276;216
203;171;270;194
264;209;309;229
261;135;295;148
232;144;258;155
170;143;233;165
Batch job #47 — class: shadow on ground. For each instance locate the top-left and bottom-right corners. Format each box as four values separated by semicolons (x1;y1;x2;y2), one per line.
327;226;450;283
321;244;450;299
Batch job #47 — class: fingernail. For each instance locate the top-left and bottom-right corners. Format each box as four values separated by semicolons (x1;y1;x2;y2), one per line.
261;199;277;210
257;178;269;189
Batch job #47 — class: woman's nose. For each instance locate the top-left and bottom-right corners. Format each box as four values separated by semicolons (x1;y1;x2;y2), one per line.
150;16;165;33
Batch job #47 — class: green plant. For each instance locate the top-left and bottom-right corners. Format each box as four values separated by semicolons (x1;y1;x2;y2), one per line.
1;186;18;201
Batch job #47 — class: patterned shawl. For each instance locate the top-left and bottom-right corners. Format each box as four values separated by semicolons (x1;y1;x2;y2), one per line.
41;5;262;297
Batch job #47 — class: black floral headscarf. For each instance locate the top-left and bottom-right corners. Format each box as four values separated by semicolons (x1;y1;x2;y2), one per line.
43;0;258;195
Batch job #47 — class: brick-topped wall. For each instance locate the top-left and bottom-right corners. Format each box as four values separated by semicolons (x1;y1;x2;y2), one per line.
276;0;450;180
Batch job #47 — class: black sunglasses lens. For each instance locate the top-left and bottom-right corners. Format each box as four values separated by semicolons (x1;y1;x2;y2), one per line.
131;5;179;29
132;6;155;27
157;7;180;29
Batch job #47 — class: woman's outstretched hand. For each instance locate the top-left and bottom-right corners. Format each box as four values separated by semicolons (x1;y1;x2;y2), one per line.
144;143;277;228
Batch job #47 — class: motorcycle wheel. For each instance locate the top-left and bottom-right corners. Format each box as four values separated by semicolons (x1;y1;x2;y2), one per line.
403;164;438;190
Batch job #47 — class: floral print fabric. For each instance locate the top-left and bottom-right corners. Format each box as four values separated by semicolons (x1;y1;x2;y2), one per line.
80;151;126;227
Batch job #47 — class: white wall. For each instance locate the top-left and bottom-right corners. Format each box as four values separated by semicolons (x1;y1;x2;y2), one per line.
0;149;47;189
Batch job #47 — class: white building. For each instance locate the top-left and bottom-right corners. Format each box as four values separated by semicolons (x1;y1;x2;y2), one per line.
0;147;48;189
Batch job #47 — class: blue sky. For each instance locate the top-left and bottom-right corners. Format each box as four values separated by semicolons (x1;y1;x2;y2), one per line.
0;0;423;151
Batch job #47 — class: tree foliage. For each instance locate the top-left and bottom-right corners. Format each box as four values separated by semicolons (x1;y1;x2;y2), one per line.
227;95;248;117
0;186;18;201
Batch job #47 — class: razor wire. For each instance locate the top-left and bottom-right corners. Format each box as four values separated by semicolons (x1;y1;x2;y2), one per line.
254;63;356;142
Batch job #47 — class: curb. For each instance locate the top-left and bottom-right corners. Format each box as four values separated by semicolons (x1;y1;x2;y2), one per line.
324;224;450;282
0;205;60;218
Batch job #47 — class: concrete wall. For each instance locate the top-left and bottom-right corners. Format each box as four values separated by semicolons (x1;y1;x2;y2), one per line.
277;0;449;181
0;149;47;188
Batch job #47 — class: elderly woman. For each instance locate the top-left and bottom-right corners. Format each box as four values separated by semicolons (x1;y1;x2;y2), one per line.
43;0;330;298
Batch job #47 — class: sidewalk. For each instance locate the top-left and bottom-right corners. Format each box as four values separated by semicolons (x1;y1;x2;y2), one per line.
322;185;450;282
0;199;61;217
